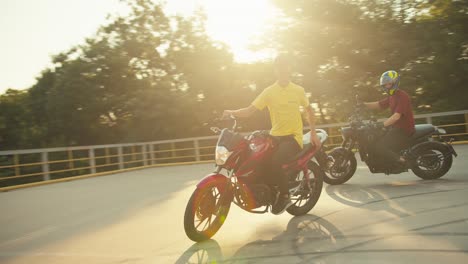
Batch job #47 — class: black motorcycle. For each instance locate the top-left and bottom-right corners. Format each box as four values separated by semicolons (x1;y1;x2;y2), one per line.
320;98;458;185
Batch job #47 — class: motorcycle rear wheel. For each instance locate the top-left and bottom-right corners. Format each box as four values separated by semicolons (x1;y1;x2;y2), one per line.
184;182;231;242
411;142;453;180
287;161;323;216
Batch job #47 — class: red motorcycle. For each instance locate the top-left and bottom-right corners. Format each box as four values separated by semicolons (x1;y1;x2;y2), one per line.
184;117;324;242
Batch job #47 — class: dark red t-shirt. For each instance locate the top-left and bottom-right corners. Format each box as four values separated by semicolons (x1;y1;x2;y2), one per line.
378;90;415;136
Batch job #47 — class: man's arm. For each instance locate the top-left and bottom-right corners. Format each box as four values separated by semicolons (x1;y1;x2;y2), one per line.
305;105;321;147
383;112;401;127
364;102;381;110
223;105;257;118
384;92;410;127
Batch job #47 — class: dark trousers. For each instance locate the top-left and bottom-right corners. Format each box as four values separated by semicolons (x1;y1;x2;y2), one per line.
375;128;411;165
270;136;301;194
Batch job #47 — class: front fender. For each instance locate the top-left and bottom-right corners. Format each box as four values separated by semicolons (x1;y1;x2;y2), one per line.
329;146;359;163
196;173;230;189
329;147;354;158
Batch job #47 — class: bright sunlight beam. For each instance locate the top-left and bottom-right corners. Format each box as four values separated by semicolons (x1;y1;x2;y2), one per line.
166;0;280;63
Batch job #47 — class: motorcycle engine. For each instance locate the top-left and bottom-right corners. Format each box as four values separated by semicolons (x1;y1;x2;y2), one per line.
239;183;272;209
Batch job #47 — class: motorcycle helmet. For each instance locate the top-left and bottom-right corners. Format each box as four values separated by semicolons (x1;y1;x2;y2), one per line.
380;70;400;95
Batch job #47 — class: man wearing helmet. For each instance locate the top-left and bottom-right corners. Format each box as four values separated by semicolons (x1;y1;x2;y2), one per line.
363;70;415;168
222;54;321;214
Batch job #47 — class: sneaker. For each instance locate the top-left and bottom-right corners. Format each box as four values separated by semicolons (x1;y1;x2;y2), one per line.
271;196;293;215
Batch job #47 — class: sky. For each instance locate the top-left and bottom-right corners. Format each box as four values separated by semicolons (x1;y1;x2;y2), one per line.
0;0;279;94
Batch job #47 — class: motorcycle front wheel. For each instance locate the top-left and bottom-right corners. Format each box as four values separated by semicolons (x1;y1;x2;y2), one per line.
184;181;232;242
323;147;357;185
287;161;323;216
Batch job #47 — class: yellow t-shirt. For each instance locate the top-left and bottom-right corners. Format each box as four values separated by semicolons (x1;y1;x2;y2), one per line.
252;82;310;148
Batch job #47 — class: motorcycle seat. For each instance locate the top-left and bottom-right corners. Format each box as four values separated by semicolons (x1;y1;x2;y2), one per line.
411;124;436;139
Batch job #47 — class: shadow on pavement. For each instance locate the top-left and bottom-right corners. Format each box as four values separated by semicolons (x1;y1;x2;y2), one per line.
176;214;346;264
176;177;468;263
325;179;468;217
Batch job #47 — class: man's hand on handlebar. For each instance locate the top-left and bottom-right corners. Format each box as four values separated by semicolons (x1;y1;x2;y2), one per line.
222;110;235;120
374;121;388;132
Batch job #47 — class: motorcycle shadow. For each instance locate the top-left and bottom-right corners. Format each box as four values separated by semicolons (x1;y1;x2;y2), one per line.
175;239;223;264
175;214;346;264
324;178;467;219
325;183;418;219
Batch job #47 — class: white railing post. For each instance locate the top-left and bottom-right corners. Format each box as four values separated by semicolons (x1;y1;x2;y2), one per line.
118;146;124;170
41;152;50;181
142;145;148;166
426;116;432;124
149;144;155;165
89;148;96;174
194;140;200;162
13;154;20;177
171;142;176;158
465;113;468;134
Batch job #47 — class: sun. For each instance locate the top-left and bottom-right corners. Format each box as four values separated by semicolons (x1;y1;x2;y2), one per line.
167;0;280;63
202;0;279;62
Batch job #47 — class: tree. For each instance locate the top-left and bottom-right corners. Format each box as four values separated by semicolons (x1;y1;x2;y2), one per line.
0;90;38;149
266;0;468;122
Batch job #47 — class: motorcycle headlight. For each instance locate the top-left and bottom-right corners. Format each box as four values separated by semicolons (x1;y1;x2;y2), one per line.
249;143;261;152
215;146;233;165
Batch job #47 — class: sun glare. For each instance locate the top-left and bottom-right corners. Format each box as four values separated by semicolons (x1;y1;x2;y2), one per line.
202;0;279;62
166;0;280;63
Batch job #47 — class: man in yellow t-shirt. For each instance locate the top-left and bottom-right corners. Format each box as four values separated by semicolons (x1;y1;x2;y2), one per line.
223;54;321;214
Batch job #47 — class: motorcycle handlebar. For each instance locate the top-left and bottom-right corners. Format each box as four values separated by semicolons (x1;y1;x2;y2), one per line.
210;115;237;133
213;114;236;123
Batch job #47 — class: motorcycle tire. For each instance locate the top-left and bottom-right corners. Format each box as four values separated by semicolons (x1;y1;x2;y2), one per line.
323;147;357;185
287;161;323;216
184;181;231;242
411;142;453;180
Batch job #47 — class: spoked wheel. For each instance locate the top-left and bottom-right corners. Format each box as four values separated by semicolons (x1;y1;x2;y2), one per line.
411;142;453;180
287;161;323;216
184;182;232;242
323;147;357;185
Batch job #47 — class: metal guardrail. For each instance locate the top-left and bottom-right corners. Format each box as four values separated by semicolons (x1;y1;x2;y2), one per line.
1;110;467;190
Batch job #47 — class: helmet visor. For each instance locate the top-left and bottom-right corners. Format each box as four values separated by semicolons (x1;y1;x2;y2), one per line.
380;75;394;87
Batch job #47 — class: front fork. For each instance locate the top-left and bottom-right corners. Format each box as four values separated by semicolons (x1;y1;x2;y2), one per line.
314;149;329;168
342;138;356;152
341;139;357;164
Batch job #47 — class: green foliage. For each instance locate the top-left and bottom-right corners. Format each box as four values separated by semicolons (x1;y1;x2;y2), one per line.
270;0;468;119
